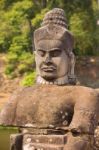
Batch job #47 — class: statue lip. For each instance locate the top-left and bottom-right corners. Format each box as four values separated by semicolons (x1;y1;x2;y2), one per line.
41;66;56;72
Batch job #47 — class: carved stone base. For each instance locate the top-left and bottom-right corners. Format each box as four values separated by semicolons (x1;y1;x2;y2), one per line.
10;126;99;150
23;134;67;150
10;134;67;150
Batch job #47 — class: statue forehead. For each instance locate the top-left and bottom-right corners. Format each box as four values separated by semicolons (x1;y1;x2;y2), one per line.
35;40;64;51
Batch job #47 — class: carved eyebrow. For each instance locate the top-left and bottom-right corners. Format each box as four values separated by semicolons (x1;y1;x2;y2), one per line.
48;48;61;51
37;48;62;52
37;49;46;51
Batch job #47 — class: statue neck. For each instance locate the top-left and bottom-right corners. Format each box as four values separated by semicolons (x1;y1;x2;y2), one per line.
36;75;69;85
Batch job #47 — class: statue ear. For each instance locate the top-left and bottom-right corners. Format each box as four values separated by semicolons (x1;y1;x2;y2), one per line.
68;52;76;85
65;31;74;52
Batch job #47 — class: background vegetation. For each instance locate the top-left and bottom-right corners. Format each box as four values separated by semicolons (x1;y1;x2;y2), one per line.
0;0;99;86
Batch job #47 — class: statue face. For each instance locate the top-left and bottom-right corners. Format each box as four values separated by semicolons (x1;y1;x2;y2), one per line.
35;40;69;81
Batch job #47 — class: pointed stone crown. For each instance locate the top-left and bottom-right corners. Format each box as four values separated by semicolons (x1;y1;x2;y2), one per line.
41;8;68;29
34;8;74;53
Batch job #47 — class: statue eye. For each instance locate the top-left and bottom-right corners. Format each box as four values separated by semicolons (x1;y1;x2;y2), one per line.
37;50;45;57
51;50;62;57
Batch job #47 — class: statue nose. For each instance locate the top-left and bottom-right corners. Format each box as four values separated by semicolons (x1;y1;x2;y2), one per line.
45;55;52;64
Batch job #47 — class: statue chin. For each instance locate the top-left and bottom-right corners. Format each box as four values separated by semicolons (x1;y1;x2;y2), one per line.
38;69;57;81
41;74;57;81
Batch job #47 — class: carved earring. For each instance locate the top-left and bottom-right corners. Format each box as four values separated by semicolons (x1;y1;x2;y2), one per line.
68;52;76;85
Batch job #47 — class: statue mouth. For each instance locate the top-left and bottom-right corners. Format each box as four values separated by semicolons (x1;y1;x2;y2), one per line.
41;66;56;72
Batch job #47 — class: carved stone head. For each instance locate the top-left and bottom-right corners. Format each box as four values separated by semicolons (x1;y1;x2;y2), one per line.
34;8;76;85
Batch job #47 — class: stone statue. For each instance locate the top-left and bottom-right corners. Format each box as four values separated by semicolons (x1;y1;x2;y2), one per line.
35;8;76;85
0;8;99;150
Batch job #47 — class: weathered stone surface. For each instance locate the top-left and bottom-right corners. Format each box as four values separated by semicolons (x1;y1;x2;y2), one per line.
22;134;67;150
10;133;67;150
2;84;97;150
23;134;67;145
64;132;94;150
10;131;99;150
0;85;98;133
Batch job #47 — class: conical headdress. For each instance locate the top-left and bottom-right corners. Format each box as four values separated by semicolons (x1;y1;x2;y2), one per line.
34;8;74;53
41;8;68;29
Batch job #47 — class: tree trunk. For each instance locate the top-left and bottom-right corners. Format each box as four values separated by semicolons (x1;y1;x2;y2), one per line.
42;0;47;8
28;19;35;53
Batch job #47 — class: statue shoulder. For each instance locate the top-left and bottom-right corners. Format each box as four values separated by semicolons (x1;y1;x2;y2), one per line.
0;85;39;126
74;85;98;96
74;86;99;113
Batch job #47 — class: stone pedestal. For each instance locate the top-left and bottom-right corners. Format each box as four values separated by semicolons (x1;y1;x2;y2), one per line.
10;134;67;150
10;126;99;150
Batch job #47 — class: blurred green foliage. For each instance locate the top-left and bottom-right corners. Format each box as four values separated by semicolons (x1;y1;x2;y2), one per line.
5;52;35;78
20;71;36;86
0;0;99;85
